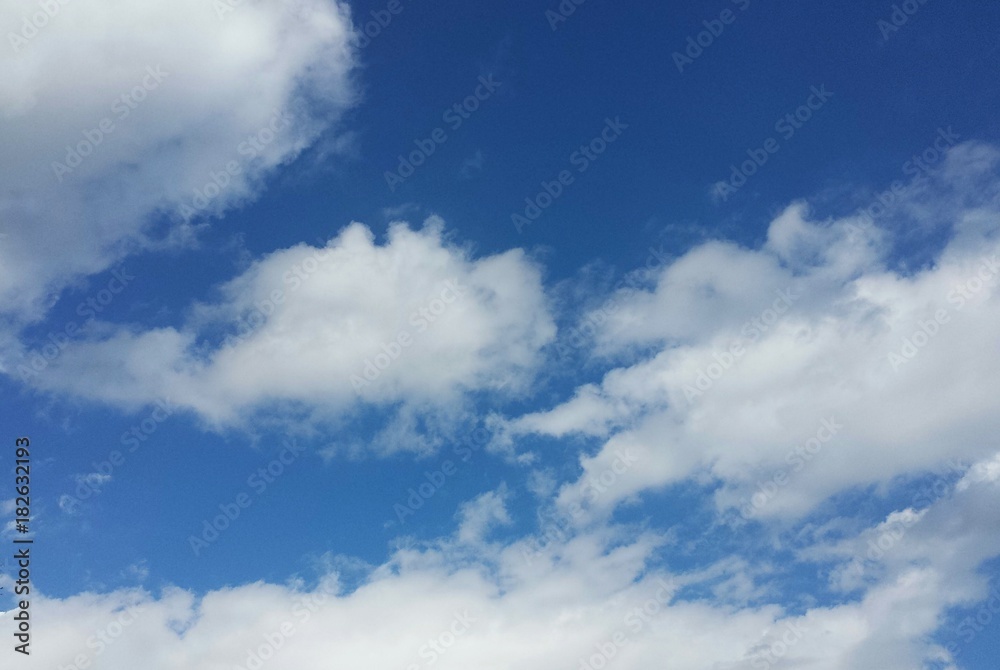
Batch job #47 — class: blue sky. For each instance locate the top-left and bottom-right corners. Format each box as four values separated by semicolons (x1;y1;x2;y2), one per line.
2;1;1000;668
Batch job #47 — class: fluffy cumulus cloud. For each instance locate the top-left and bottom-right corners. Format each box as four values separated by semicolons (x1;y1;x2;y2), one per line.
507;142;1000;521
20;218;556;433
0;0;356;324
4;459;1000;669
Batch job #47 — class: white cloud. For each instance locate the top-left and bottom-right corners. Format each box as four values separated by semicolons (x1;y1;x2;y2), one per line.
20;219;556;439
456;485;512;545
507;142;1000;521
0;0;357;325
